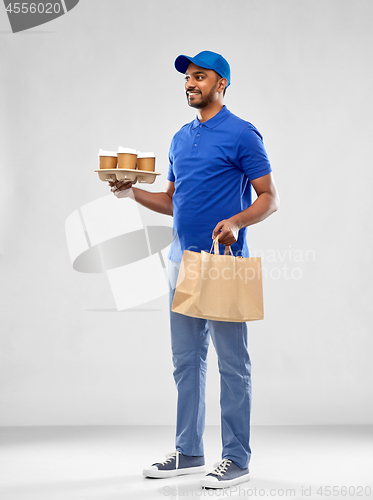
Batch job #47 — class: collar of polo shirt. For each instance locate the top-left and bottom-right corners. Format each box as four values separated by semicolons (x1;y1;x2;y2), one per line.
191;105;231;130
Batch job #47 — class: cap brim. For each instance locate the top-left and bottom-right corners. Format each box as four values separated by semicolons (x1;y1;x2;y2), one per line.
174;55;193;74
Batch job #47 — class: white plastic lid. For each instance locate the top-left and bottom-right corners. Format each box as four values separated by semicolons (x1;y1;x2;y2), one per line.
98;149;117;157
117;147;138;155
137;151;156;158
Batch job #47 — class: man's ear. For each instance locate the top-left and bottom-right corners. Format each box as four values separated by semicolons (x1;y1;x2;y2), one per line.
218;78;228;94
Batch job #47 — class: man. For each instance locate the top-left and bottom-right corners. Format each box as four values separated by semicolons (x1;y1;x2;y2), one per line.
110;51;279;489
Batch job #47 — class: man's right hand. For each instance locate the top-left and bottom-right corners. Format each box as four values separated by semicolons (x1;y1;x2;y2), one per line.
107;179;174;216
109;180;133;198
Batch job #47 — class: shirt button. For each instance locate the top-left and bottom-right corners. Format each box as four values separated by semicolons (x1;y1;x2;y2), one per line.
200;125;202;128
197;134;200;137
194;144;197;147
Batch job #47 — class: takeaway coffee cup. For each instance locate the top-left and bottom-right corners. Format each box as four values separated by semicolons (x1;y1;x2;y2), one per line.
137;152;156;172
117;147;137;170
98;149;117;169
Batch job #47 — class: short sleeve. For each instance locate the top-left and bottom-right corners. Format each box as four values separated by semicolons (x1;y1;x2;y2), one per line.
167;136;176;182
235;126;272;181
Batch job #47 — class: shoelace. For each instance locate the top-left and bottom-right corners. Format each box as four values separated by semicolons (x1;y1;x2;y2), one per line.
210;459;232;477
158;451;180;469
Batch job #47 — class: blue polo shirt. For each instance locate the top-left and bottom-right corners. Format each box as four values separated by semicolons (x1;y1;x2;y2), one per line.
167;106;272;262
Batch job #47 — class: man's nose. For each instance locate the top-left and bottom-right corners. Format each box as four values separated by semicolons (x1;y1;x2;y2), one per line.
185;80;196;90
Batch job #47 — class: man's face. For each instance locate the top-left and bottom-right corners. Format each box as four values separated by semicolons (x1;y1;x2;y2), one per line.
184;63;221;109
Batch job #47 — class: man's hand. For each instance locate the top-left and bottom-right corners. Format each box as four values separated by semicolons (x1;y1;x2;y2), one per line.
212;218;240;246
109;180;133;198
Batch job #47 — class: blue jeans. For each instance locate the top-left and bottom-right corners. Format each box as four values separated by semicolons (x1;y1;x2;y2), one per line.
168;260;252;469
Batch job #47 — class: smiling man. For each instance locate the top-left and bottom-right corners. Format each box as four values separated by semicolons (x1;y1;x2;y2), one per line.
185;64;224;110
111;51;279;489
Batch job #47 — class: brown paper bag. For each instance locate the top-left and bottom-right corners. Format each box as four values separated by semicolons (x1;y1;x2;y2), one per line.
171;237;264;322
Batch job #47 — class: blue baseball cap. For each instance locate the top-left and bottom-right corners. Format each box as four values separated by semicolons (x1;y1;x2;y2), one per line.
174;51;231;87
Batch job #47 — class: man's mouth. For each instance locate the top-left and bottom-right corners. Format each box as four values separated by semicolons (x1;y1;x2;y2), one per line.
187;91;201;98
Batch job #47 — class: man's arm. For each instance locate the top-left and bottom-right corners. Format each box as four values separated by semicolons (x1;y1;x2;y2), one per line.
109;179;175;216
212;172;279;246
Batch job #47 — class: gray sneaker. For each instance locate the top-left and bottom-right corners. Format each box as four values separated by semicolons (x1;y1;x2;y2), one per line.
200;459;250;488
143;451;205;478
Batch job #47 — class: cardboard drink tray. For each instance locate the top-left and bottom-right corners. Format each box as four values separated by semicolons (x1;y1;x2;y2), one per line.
94;169;160;184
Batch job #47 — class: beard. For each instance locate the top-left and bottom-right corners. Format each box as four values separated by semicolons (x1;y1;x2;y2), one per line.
186;82;218;109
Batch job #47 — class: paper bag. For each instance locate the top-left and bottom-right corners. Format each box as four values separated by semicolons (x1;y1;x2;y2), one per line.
171;238;264;322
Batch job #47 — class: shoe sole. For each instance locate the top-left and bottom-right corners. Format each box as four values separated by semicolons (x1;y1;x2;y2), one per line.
200;472;250;489
143;465;206;478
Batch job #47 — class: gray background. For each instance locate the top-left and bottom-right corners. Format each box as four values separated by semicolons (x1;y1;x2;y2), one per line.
1;0;372;426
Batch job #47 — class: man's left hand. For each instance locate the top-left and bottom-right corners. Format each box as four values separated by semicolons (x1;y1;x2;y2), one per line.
212;218;240;246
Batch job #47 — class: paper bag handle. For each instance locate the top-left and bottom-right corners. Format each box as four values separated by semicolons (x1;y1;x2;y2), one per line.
210;236;234;256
